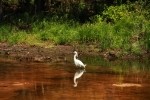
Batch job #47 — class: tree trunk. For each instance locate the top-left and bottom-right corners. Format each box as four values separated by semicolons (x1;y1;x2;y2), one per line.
0;0;2;21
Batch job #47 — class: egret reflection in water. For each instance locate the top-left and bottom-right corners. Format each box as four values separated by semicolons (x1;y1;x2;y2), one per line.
73;69;86;87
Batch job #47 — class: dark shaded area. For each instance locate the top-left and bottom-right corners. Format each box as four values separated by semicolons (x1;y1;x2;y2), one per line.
1;0;146;23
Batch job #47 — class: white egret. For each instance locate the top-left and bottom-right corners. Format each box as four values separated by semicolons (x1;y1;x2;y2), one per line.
74;69;85;87
73;51;86;68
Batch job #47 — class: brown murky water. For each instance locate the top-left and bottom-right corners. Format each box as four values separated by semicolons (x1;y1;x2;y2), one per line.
0;57;150;100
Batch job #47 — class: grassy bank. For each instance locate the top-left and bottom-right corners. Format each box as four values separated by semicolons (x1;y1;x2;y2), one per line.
0;4;150;57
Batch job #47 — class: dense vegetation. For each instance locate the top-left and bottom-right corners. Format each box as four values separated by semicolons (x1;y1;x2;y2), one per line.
0;0;150;55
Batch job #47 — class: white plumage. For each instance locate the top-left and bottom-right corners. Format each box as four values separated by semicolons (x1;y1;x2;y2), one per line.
74;69;85;87
73;51;86;68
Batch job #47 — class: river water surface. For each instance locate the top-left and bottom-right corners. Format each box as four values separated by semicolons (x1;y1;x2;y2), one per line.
0;56;150;100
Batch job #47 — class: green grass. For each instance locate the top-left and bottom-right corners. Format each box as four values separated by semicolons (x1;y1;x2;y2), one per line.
0;17;150;55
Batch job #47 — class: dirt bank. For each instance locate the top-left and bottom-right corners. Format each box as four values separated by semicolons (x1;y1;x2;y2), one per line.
0;43;75;63
0;43;149;63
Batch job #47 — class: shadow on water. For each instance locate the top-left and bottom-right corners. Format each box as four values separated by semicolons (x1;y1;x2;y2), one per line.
0;56;150;100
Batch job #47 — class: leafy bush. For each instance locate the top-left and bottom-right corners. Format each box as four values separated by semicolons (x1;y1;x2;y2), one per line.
103;5;130;23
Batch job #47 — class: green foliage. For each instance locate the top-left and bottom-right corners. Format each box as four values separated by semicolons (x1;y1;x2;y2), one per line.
2;0;19;4
7;31;27;44
32;19;78;45
0;25;12;42
0;25;26;44
78;24;100;43
144;22;150;50
103;5;130;23
100;2;150;54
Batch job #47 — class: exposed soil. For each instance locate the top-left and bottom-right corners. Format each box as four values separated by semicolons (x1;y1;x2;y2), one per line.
0;43;74;63
0;42;149;63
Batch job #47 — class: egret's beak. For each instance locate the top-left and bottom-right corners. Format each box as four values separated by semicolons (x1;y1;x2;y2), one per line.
73;51;78;57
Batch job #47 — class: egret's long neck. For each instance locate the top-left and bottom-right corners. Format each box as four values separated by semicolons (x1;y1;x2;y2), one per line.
74;54;77;60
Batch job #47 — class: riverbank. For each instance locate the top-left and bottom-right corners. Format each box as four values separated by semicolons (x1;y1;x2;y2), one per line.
0;42;149;63
0;1;150;62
